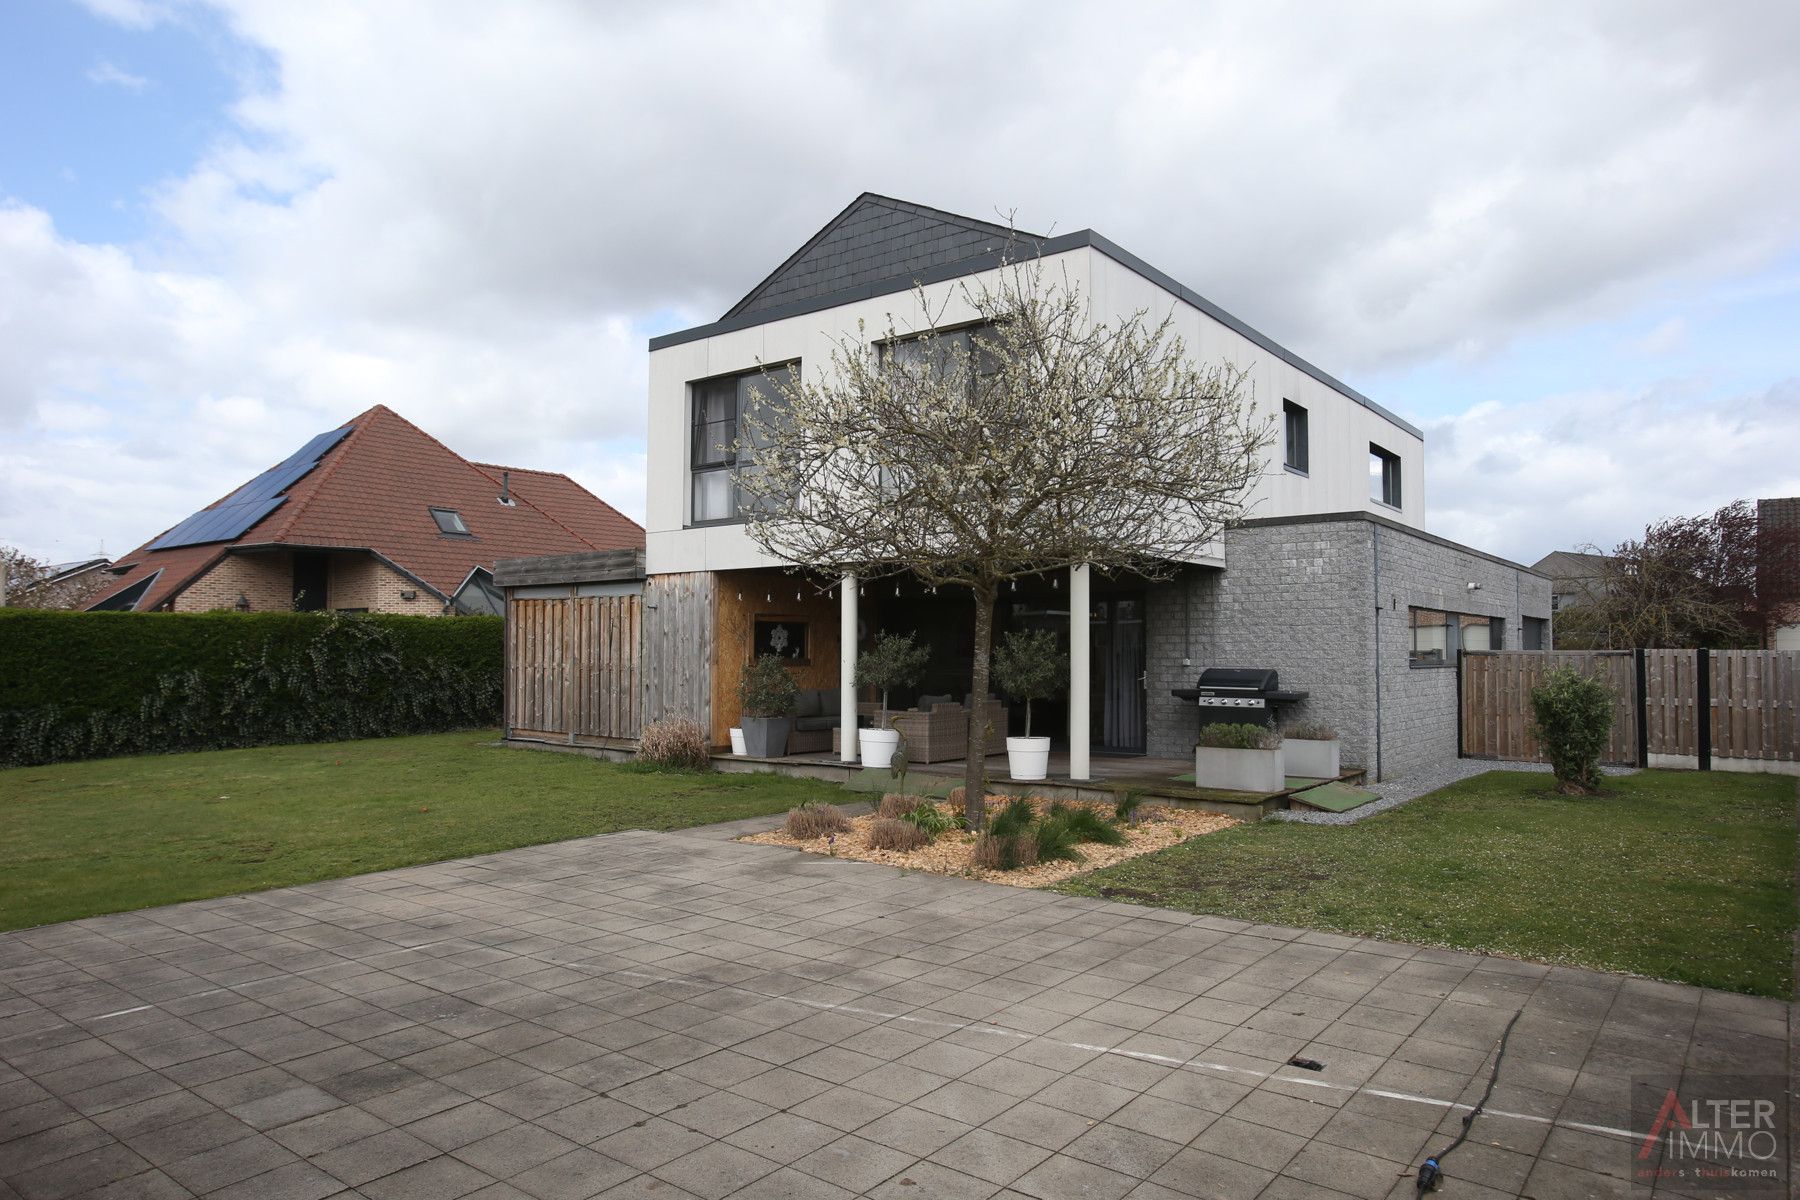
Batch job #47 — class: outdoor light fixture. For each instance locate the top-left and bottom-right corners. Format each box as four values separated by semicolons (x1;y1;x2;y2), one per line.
400;589;417;600
234;593;250;612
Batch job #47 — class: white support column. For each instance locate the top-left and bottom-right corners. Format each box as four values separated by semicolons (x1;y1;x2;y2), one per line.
1069;563;1091;781
840;573;858;763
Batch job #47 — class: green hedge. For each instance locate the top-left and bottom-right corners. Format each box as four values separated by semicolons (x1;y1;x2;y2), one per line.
0;609;501;766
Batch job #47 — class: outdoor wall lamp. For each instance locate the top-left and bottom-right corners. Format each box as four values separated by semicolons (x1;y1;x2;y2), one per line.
234;593;250;612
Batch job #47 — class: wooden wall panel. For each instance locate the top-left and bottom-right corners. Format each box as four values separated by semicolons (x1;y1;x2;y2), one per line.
709;570;841;748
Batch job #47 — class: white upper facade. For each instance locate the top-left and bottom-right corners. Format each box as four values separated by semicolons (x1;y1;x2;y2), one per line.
646;196;1425;576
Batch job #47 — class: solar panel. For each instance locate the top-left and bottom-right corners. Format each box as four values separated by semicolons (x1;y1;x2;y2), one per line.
147;425;352;551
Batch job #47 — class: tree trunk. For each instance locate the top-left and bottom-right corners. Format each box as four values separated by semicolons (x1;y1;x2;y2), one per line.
964;582;997;830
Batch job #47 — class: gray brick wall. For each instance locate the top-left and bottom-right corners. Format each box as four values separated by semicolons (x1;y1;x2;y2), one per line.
1141;516;1551;782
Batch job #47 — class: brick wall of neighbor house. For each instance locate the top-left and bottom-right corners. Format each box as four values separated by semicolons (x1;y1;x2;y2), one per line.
171;552;295;612
327;553;444;615
1143;516;1551;781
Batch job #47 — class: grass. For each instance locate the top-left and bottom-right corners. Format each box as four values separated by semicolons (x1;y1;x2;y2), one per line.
0;731;843;931
1059;769;1798;998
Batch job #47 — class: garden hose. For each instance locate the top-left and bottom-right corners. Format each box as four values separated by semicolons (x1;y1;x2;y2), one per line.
1416;1009;1522;1193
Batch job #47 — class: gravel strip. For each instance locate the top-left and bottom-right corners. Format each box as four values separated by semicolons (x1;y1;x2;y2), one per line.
1272;758;1638;825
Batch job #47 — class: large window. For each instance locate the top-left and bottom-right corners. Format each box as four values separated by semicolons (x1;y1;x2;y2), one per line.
689;364;796;524
1370;443;1402;508
1410;608;1502;666
1283;400;1309;473
879;323;1003;394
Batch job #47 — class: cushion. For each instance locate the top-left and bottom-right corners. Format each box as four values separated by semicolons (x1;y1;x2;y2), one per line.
820;688;840;716
793;689;822;718
793;716;836;731
918;693;955;710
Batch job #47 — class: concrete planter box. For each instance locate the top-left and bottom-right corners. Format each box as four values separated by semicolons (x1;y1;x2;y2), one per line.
1282;738;1340;779
1194;745;1284;794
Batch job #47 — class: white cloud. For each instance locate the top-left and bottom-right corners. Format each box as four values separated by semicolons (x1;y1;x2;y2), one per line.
1425;379;1800;564
1629;316;1689;357
85;59;150;90
6;0;1800;561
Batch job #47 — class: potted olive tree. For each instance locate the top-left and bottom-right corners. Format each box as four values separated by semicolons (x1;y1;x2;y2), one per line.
1281;719;1340;779
855;632;930;770
738;653;798;758
993;628;1066;781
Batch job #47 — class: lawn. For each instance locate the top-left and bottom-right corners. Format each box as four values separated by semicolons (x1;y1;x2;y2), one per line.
0;731;842;931
1060;769;1798;998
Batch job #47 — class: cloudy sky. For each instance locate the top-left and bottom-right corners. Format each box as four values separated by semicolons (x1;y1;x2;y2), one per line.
3;0;1797;567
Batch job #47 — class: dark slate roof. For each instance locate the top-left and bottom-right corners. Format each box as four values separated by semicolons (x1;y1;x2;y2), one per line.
724;193;1034;320
657;194;1424;440
1758;497;1800;530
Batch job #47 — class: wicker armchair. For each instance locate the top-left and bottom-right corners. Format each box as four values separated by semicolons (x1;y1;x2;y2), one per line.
857;698;1009;763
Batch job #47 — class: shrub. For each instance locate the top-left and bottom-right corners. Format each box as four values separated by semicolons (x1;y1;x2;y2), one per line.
785;802;851;839
1529;665;1614;794
877;793;917;819
1197;722;1280;751
739;654;799;718
1047;801;1125;846
972;829;1038;871
0;609;500;767
987;795;1038;840
1030;812;1086;864
856;633;930;722
900;801;965;836
1111;787;1146;824
635;717;710;771
867;817;930;852
1283;719;1337;741
992;628;1067;738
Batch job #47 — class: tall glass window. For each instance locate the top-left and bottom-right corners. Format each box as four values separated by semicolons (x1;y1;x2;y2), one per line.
689;364;796;524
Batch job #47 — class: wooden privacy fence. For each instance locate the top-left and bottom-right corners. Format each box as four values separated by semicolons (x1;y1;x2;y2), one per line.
506;593;642;744
1461;648;1799;767
1460;651;1638;765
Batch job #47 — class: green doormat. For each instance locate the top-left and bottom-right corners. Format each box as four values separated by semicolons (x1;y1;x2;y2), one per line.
1290;781;1378;813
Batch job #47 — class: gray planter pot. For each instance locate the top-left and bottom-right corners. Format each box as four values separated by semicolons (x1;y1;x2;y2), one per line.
740;716;791;758
1194;745;1284;794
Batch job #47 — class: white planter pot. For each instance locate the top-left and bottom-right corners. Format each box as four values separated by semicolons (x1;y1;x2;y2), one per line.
860;728;900;771
1282;738;1339;779
729;728;747;756
1006;736;1051;781
1194;745;1285;794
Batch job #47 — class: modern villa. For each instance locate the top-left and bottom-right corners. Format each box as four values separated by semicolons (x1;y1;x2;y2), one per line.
633;193;1551;782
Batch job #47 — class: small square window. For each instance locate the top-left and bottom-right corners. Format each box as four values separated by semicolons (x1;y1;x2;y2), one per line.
429;507;470;536
1283;400;1309;473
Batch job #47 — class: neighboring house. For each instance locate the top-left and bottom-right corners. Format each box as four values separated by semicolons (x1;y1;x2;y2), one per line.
1529;550;1615;616
1760;497;1800;650
87;405;642;616
639;193;1550;781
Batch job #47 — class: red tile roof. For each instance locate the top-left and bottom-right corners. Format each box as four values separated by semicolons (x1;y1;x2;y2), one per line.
89;405;643;612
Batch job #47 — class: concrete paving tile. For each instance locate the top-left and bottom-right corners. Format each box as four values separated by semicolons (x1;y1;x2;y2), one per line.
312;1128;439;1187
1146;1146;1275;1199
790;1133;917;1193
862;1160;1000;1200
207;1159;348;1200
1011;1151;1140;1200
651;1143;779;1200
161;1132;301;1193
928;1127;1054;1186
508;1147;636;1200
590;1118;711;1172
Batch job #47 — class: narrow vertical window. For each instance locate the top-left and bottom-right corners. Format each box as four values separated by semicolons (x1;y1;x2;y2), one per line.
1370;444;1401;507
1282;400;1308;473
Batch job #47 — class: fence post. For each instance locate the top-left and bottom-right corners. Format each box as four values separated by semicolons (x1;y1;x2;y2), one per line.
1455;650;1464;759
1634;647;1648;768
1696;647;1711;771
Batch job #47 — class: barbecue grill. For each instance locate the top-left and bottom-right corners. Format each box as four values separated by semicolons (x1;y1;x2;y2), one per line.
1172;667;1309;733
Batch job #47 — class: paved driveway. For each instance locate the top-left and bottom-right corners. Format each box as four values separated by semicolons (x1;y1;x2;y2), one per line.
1;818;1789;1200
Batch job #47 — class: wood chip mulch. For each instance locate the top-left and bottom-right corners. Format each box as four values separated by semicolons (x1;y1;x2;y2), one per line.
741;795;1237;888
